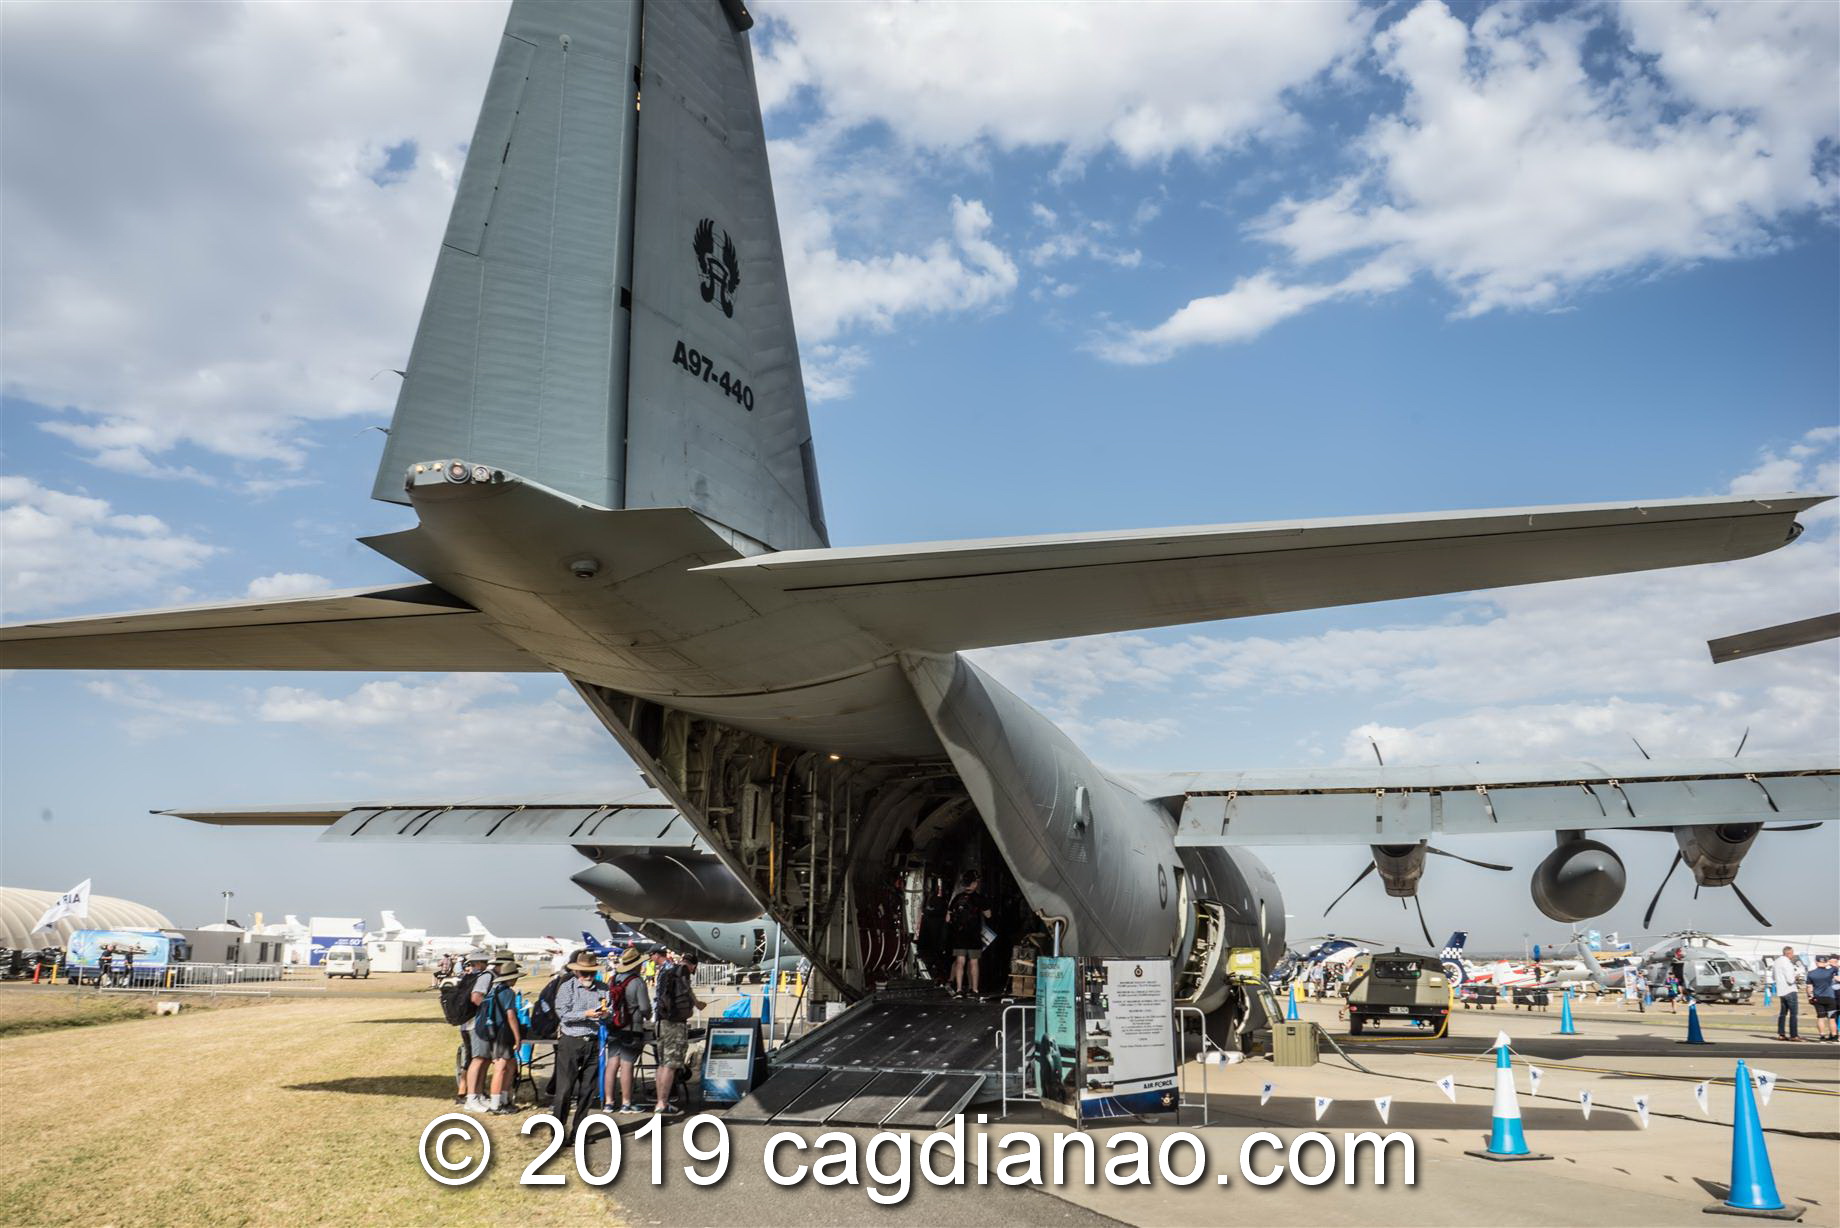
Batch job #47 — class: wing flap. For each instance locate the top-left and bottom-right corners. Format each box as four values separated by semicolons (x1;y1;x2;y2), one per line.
1162;758;1839;846
700;494;1825;651
158;789;696;848
1;582;542;671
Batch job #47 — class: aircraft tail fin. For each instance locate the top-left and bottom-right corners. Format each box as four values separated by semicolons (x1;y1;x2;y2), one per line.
379;910;402;935
372;0;826;552
1439;931;1469;985
466;916;495;941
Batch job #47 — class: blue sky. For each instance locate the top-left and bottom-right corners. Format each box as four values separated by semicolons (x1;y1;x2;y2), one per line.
2;0;1835;948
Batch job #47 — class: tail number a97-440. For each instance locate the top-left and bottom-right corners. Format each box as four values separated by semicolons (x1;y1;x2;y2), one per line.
672;340;753;411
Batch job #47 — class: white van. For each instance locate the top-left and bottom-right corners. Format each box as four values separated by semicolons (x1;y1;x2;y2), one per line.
322;947;371;979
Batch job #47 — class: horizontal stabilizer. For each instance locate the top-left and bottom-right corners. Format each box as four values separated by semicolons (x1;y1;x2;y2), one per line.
157;789;699;849
700;494;1826;651
1;583;542;672
1150;758;1839;846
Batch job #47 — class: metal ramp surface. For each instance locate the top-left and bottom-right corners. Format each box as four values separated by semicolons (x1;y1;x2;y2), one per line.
721;988;1002;1126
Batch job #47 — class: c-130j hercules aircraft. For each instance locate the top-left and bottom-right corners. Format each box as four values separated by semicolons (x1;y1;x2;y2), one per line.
5;0;1836;1045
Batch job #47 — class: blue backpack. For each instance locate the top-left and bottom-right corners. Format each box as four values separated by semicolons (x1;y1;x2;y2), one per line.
474;983;516;1044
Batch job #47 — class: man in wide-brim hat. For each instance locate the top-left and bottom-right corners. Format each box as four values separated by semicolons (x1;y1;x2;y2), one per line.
550;951;609;1135
602;947;653;1113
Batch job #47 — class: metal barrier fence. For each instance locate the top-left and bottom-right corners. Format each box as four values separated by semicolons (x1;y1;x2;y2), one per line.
67;961;287;989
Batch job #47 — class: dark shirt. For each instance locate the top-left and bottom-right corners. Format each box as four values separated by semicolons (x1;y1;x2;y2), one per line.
1808;965;1836;1000
947;890;986;946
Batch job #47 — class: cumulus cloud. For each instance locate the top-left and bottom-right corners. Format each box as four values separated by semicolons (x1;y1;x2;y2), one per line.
755;2;1370;162
82;676;236;742
0;476;218;615
1;1;507;475
244;572;333;600
1104;0;1840;360
975;428;1839;766
254;674;633;792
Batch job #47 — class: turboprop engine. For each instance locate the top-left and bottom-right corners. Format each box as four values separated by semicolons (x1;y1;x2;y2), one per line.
1530;834;1627;923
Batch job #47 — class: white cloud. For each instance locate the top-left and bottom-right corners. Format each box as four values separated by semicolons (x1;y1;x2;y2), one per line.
1105;0;1840;361
255;674;631;792
1;1;508;475
82;676;236;741
244;572;333;600
0;476;218;615
755;2;1371;162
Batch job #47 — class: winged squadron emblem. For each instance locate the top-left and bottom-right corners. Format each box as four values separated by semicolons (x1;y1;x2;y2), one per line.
693;218;741;317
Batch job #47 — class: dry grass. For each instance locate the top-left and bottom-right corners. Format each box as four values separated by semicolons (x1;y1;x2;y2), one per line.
0;992;617;1227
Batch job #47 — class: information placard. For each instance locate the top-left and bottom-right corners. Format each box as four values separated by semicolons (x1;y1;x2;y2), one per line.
1076;957;1177;1122
1035;956;1076;1104
699;1018;762;1104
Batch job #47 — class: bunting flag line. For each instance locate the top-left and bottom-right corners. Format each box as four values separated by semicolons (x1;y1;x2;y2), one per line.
1437;1074;1457;1102
1693;1080;1710;1116
1752;1069;1777;1107
1633;1094;1650;1129
1374;1095;1392;1125
1313;1096;1333;1121
1259;1081;1274;1106
1578;1089;1592;1120
1527;1066;1543;1098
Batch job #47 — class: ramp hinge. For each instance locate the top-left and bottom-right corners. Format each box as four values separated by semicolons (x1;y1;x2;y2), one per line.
1744;773;1781;813
1475;784;1496;823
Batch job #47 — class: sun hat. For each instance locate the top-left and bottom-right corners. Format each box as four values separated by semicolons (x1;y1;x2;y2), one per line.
612;948;644;975
464;948;489;964
566;954;601;973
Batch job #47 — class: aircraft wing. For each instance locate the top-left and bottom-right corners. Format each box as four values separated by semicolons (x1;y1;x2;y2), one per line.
698;494;1825;651
1118;758;1840;846
0;583;542;671
158;787;703;848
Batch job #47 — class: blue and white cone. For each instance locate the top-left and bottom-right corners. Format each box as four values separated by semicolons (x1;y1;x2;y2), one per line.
1466;1041;1551;1162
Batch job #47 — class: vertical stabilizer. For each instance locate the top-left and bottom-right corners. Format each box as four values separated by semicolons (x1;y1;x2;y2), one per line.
624;0;828;550
373;0;826;553
372;0;642;508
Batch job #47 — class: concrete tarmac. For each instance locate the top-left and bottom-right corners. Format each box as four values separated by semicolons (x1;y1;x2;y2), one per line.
587;996;1839;1227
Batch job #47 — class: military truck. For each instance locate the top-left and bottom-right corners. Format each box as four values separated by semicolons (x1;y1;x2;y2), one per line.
1345;949;1453;1035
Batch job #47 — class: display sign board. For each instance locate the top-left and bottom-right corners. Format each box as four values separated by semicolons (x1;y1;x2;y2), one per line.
1035;956;1077;1105
65;929;171;969
700;1017;763;1104
307;916;365;966
1076;957;1177;1123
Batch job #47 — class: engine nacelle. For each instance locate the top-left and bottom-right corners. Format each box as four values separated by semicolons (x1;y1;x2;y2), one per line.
1372;843;1428;897
1674;823;1761;888
571;853;760;923
1531;835;1626;923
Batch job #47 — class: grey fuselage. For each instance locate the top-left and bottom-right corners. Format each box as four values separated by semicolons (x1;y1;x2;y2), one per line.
376;474;1283;1018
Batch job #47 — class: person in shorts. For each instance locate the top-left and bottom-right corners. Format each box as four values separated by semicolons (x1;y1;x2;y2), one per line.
1808;953;1837;1043
452;949;492;1104
651;951;705;1115
601;948;652;1113
946;873;991;998
465;955;524;1114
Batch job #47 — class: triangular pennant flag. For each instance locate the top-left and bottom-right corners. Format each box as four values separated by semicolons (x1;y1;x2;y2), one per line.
1259;1081;1274;1106
1313;1095;1333;1121
1492;1030;1512;1051
1374;1095;1392;1125
1753;1069;1777;1107
1436;1074;1456;1102
1527;1065;1543;1098
1692;1081;1710;1116
1578;1089;1592;1119
1632;1094;1649;1128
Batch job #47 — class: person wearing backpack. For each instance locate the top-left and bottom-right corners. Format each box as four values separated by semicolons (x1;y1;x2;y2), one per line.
600;948;652;1114
446;950;491;1104
464;955;524;1114
651;951;705;1116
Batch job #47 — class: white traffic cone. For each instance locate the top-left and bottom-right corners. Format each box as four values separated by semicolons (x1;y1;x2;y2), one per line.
1465;1038;1552;1162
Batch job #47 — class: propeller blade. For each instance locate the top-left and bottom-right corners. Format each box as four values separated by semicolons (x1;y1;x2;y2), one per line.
1642;852;1682;929
1630;735;1651;760
1729;879;1773;928
1733;726;1750;758
1763;822;1823;832
1369;739;1385;766
1426;846;1514;872
1323;862;1376;917
1411;894;1434;948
